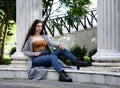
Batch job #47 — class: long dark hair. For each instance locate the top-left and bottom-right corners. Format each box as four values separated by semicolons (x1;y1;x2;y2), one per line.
21;19;47;51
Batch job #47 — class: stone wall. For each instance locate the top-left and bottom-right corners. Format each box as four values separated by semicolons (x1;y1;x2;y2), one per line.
52;27;97;51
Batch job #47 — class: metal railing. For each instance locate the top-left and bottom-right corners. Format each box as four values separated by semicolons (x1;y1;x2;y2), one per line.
45;8;97;37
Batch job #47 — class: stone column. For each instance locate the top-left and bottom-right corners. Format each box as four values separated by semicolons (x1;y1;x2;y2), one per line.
92;0;120;66
11;0;42;67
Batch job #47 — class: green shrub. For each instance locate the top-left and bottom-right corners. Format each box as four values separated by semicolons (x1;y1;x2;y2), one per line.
3;58;11;65
59;55;67;64
65;59;72;65
70;45;93;63
83;56;91;62
59;55;73;66
9;47;16;56
70;45;87;58
88;48;97;62
59;45;96;65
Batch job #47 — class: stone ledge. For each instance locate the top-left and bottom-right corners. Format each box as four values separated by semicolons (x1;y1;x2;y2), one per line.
0;65;27;71
47;67;120;86
0;65;120;86
92;62;120;67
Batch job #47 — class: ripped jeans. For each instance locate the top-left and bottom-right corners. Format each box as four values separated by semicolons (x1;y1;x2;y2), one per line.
32;48;77;72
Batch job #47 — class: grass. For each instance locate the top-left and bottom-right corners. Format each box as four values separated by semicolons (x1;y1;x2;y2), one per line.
3;54;11;65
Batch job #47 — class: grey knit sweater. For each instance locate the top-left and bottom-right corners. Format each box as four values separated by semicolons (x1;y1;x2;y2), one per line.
23;35;61;79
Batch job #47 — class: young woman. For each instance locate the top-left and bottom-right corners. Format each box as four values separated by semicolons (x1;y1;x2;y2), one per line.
22;19;91;82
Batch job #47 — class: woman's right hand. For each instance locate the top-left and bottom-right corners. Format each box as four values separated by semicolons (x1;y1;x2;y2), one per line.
34;52;41;56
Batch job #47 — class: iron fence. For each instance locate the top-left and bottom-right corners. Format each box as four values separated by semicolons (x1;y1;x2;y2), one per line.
45;8;97;37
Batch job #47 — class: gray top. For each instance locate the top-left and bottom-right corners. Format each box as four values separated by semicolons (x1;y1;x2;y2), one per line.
23;35;62;79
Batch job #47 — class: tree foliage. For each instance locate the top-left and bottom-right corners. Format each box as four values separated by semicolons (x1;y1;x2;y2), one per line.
60;0;91;26
42;0;91;36
0;0;16;64
42;0;54;24
43;0;91;27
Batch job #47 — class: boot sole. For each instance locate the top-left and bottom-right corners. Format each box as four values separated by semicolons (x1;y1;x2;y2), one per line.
59;79;72;82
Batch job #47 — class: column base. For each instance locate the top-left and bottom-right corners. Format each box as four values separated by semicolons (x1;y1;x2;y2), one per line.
92;51;120;66
11;51;28;60
11;51;28;68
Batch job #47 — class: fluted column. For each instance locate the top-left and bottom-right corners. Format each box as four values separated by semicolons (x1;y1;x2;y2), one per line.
11;0;42;60
92;0;120;66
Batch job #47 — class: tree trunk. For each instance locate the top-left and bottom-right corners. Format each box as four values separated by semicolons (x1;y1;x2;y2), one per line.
0;47;3;64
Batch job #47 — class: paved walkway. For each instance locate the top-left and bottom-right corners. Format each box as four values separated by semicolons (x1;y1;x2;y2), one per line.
0;79;119;88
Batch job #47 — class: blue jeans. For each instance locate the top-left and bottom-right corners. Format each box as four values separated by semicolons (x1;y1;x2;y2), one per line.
32;48;77;72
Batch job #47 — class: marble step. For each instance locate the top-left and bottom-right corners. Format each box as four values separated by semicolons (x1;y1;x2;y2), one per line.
11;60;27;64
92;62;120;67
10;61;27;68
0;65;120;86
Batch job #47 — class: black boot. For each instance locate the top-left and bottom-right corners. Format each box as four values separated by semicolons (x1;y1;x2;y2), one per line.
75;59;91;70
58;70;72;82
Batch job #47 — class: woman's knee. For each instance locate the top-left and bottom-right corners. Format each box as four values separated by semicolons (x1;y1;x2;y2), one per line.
58;48;67;53
49;55;58;60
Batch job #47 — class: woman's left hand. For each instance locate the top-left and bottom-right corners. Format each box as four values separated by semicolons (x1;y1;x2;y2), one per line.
59;44;65;50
